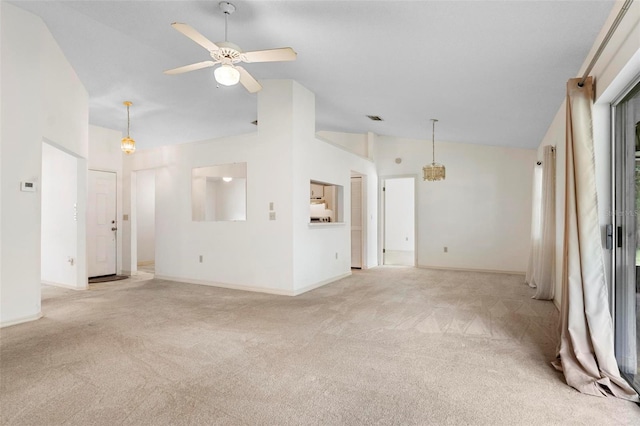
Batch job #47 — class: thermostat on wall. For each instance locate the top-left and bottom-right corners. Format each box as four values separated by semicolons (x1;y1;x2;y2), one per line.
20;181;36;192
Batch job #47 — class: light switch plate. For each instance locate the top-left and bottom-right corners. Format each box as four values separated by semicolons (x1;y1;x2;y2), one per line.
269;212;276;220
20;181;36;192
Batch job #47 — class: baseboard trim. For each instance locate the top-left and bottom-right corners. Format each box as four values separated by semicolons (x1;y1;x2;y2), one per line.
1;312;43;328
416;264;525;275
42;280;87;291
137;261;154;267
293;272;352;296
154;275;294;296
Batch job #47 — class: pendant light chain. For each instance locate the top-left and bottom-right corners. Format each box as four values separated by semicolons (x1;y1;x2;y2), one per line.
423;118;445;181
431;119;436;164
121;101;136;155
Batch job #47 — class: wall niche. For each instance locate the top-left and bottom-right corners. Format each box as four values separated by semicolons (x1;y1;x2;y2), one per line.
309;180;343;223
192;163;247;222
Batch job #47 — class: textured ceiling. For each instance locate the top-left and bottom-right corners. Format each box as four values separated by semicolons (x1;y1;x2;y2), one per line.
11;0;614;150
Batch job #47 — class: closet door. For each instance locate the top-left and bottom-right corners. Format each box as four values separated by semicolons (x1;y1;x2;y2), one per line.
351;177;363;268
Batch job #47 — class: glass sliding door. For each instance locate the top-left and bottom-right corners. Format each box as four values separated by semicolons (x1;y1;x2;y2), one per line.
614;83;640;393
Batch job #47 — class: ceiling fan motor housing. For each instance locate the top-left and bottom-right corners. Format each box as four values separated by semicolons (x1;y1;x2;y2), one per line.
211;41;243;63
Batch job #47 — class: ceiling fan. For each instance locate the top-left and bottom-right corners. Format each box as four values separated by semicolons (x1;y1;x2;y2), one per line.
164;1;296;93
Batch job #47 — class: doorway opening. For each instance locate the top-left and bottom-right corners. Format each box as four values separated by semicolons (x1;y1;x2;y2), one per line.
613;79;640;394
41;141;86;289
382;176;416;266
88;170;117;278
135;169;156;275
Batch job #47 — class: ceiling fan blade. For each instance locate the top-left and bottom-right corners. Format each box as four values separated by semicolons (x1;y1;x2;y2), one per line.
171;22;219;52
242;47;297;63
236;66;262;93
164;61;216;75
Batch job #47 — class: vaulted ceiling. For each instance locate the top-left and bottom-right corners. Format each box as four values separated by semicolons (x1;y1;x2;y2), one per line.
11;0;614;150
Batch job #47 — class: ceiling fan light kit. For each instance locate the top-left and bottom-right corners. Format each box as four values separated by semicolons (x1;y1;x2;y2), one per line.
164;1;296;93
423;119;445;181
214;64;240;86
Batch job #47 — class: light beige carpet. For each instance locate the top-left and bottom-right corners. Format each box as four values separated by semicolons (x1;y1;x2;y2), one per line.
1;267;638;425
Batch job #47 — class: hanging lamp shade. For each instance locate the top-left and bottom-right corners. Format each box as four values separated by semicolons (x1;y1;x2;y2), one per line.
121;101;136;155
423;162;446;181
423;118;445;181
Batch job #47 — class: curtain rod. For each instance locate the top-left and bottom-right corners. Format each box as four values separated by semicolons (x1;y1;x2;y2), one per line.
578;0;634;87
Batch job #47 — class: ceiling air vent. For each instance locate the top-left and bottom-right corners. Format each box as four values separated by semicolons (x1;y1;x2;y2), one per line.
366;115;383;121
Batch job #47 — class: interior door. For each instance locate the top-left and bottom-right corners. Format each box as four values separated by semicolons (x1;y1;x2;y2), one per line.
88;170;117;277
351;176;363;268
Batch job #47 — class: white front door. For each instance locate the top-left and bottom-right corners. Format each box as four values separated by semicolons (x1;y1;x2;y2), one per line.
88;170;117;277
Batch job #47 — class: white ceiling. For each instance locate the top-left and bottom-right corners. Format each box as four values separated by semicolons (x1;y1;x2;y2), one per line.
11;0;614;150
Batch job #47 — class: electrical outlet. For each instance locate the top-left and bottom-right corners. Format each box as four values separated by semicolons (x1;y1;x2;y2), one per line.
269;212;276;220
444;247;448;253
405;237;408;241
199;255;203;263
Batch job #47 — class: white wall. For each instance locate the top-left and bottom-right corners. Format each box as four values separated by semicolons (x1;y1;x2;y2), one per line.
538;1;640;308
123;80;377;295
384;177;415;251
88;125;123;273
1;3;89;326
41;142;80;288
123;81;295;294
214;178;246;221
291;81;379;293
377;136;535;273
0;0;2;319
136;169;155;264
317;131;370;159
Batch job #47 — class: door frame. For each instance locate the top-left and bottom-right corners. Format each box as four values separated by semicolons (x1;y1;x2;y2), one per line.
133;168;157;272
379;174;418;266
127;168;160;276
611;72;640;392
611;72;640;312
350;172;367;269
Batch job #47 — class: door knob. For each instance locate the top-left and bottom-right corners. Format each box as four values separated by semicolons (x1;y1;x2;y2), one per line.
111;227;117;231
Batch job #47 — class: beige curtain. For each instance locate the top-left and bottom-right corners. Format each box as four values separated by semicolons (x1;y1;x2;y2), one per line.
525;145;556;300
554;77;638;401
526;166;542;286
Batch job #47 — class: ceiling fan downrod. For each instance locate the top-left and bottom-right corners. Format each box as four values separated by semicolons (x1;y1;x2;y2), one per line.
219;1;236;42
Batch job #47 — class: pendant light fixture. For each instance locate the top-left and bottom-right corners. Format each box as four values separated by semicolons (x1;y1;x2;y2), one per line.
121;101;135;155
423;118;445;181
